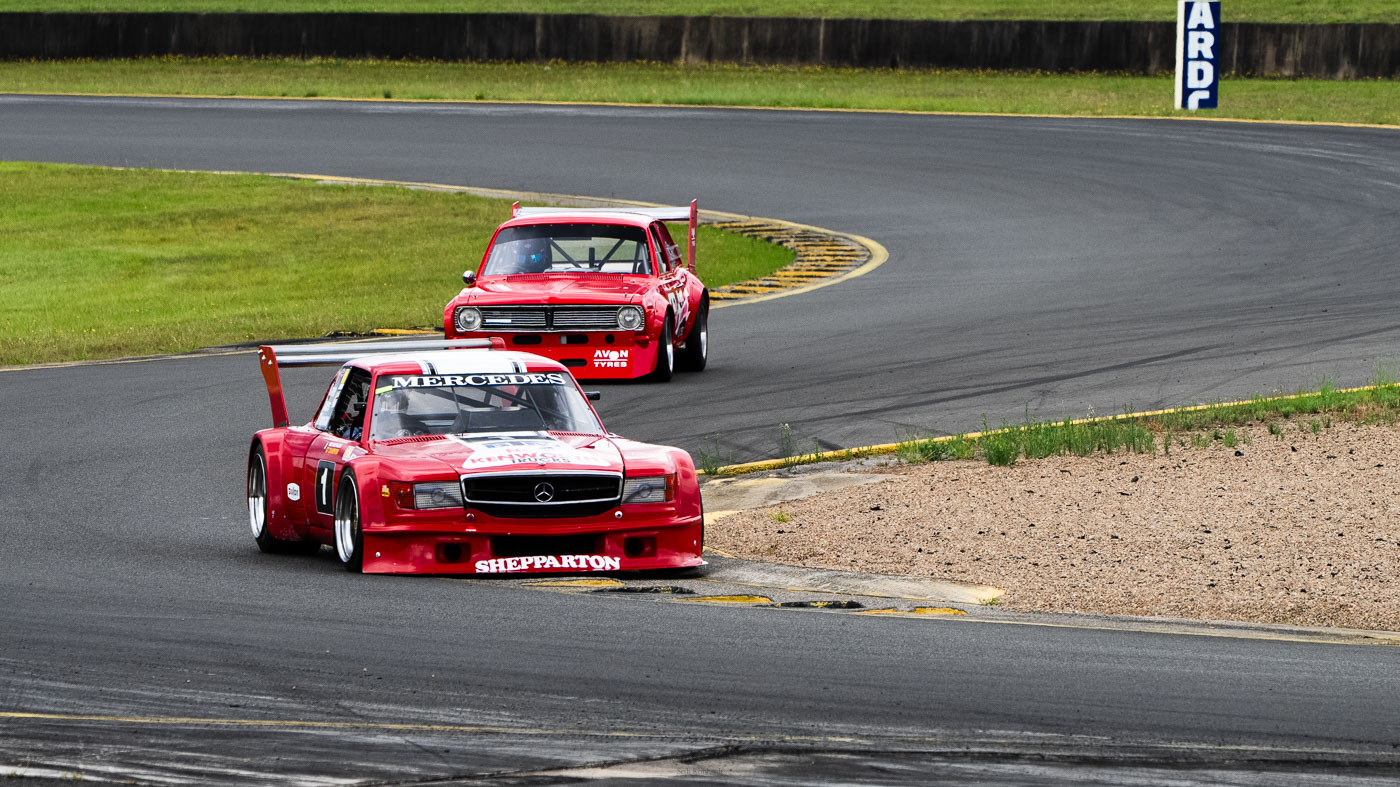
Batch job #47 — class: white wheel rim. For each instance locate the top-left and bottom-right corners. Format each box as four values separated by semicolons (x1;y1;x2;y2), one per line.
665;326;675;372
334;477;358;564
698;317;708;360
248;454;266;539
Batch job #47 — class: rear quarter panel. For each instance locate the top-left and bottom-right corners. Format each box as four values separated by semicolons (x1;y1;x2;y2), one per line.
252;429;304;541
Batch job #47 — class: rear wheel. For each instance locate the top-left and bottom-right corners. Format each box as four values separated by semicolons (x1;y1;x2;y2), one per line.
333;471;364;572
677;302;708;372
248;444;317;555
649;314;675;382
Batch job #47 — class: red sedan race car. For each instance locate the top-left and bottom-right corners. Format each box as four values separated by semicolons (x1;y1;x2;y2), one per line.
443;202;708;382
247;338;705;574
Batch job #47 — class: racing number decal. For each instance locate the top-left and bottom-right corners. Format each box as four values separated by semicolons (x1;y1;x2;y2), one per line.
665;283;690;338
315;460;336;515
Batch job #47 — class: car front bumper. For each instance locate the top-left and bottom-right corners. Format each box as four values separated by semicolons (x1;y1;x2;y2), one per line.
449;330;660;380
360;516;703;575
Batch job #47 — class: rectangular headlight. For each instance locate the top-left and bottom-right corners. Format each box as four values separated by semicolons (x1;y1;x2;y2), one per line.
622;475;673;504
413;481;463;510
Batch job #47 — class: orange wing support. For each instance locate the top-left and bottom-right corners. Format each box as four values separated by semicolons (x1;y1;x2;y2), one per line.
258;345;291;429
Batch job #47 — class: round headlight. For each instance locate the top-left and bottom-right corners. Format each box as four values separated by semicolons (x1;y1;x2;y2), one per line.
455;307;483;332
618;306;644;331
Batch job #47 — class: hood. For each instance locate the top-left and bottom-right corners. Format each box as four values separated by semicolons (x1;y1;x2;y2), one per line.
374;432;624;476
464;275;650;304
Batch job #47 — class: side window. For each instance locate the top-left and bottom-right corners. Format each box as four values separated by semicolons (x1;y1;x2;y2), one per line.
654;223;682;272
649;225;670;273
313;368;351;432
317;367;372;440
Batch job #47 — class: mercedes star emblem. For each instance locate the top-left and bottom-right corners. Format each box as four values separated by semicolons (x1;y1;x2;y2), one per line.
533;482;556;503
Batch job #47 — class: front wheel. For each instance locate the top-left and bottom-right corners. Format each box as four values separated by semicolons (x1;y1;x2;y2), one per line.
677;303;708;373
333;471;364;572
649;314;675;382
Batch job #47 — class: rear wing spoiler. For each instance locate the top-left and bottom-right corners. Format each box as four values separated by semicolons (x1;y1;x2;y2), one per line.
511;200;699;272
256;337;505;428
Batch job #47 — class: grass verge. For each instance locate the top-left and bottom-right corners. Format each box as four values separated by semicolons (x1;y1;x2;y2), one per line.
0;161;794;365
2;59;1397;126
0;1;1392;23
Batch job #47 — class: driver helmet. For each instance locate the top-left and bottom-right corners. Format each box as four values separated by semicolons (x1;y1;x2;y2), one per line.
517;236;551;273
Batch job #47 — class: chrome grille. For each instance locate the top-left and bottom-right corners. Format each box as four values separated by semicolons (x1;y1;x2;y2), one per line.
461;471;622;519
474;307;620;332
552;308;622;330
480;308;547;329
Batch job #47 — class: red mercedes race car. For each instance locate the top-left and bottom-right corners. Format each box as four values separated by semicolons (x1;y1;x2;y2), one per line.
443;202;709;382
246;338;705;574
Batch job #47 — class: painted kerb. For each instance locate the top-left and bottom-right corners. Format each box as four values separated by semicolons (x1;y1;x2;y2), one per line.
2;14;1397;78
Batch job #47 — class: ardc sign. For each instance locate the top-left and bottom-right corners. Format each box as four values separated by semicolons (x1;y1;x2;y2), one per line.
1175;1;1221;110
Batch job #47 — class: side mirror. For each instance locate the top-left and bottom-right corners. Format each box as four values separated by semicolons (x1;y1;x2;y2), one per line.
585;391;602;401
462;270;477;287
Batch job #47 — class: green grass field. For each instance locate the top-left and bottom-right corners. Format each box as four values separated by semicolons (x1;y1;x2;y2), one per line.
0;162;793;365
4;59;1397;125
0;0;1393;23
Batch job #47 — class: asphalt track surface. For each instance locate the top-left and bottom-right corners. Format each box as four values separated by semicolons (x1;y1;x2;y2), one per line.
3;95;1400;784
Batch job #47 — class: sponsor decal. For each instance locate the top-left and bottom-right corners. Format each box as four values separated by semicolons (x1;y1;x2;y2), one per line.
325;445;341;456
592;349;630;368
389;373;566;389
286;483;301;502
475;555;622;573
464;451;572;467
458;436;611;468
475;438;552;449
1175;1;1220;110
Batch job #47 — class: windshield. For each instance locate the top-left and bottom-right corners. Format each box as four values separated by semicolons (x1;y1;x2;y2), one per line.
369;372;603;441
482;223;652;275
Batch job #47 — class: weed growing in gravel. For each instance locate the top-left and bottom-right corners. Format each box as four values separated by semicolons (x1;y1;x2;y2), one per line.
777;423;794;460
697;434;730;475
769;510;791;524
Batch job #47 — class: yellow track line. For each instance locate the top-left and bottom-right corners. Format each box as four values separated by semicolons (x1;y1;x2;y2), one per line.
0;711;863;745
9;90;1396;131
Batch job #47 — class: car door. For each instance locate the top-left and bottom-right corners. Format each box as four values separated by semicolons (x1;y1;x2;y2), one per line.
303;366;372;532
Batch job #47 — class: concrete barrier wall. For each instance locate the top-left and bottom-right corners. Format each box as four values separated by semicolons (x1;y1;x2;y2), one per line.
1;13;1395;78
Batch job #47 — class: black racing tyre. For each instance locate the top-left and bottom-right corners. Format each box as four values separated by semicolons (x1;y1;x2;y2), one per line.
248;443;318;555
677;302;708;373
333;470;364;572
649;314;675;382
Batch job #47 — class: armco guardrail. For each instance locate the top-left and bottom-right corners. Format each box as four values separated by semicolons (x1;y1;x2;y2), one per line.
1;13;1395;79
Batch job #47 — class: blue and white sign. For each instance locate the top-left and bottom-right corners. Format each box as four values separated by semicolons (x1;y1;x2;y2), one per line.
1175;1;1220;110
